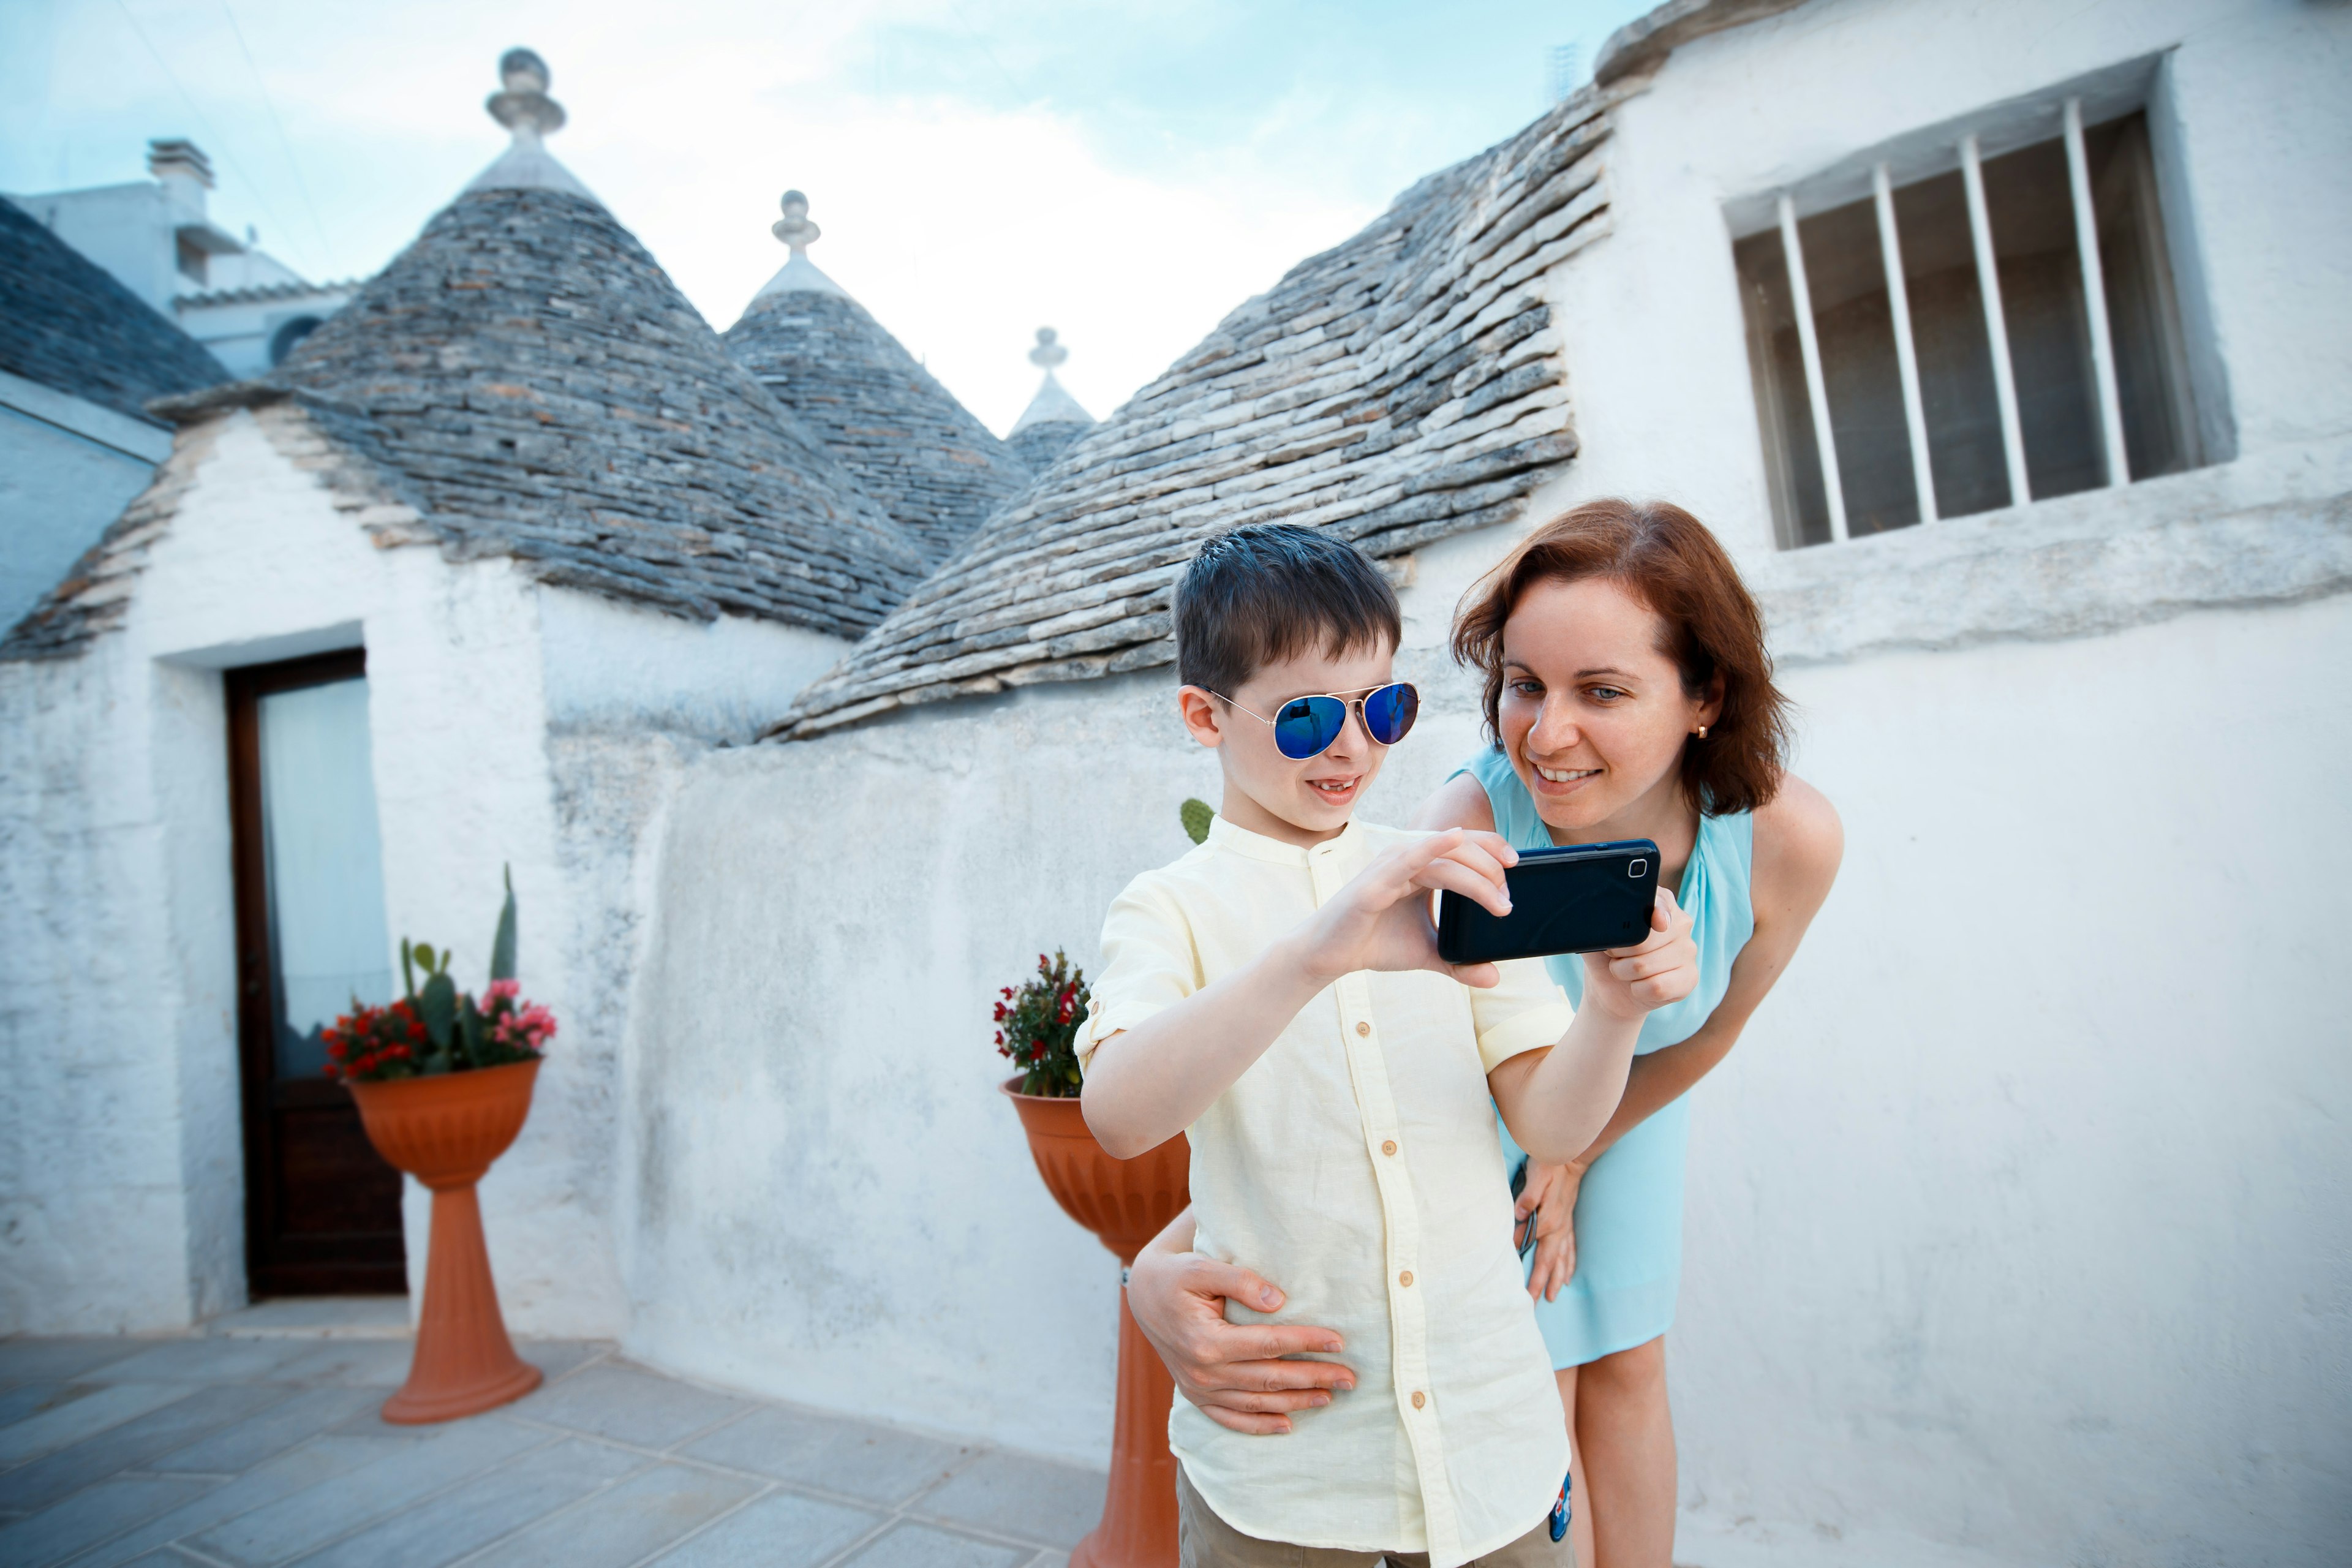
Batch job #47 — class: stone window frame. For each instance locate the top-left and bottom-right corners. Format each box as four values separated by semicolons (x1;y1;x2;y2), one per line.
1723;53;2234;554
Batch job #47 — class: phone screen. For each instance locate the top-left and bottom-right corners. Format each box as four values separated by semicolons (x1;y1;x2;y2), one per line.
1436;840;1659;964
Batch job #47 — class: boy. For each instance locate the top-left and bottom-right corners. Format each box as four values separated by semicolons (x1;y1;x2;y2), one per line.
1079;523;1697;1568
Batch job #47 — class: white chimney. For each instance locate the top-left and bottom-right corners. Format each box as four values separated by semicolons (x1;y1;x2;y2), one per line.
148;138;214;217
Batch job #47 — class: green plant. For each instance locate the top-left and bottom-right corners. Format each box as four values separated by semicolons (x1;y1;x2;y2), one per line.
1181;797;1215;845
328;867;554;1082
995;950;1091;1098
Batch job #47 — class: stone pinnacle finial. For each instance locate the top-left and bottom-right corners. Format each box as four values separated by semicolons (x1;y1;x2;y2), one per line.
772;190;821;255
488;47;567;138
1028;327;1068;371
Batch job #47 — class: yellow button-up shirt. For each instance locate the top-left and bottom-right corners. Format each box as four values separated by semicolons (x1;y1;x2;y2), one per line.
1079;816;1575;1567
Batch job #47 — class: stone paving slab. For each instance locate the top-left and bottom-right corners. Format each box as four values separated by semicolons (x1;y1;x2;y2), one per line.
639;1488;883;1568
0;1330;1102;1567
677;1405;967;1507
0;1384;292;1511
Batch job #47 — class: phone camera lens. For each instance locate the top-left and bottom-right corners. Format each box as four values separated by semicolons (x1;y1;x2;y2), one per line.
1629;859;1648;878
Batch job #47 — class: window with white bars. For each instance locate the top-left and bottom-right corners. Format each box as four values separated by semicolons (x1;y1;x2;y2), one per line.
1735;97;2204;548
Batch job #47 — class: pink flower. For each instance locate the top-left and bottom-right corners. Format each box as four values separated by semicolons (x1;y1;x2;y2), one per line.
485;979;522;1005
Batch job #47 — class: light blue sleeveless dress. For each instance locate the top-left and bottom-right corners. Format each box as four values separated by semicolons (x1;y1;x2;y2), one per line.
1454;747;1755;1368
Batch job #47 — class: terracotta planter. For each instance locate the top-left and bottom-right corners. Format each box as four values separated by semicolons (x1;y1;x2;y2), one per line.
1003;1078;1190;1568
347;1058;544;1423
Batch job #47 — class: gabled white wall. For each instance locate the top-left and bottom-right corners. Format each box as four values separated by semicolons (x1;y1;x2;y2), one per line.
0;407;845;1338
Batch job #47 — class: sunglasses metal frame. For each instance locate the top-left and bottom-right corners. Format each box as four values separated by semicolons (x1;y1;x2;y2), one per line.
1209;682;1420;761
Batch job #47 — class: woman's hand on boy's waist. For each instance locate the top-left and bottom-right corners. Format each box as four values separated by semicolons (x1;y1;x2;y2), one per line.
1128;1241;1355;1436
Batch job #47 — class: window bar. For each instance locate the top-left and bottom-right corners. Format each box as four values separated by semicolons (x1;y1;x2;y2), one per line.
1872;163;1938;524
1777;193;1849;543
1960;134;2031;508
2063;97;2132;487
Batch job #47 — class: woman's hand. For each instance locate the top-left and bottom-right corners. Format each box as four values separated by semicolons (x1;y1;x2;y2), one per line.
1126;1234;1355;1436
1515;1161;1585;1302
1581;885;1698;1020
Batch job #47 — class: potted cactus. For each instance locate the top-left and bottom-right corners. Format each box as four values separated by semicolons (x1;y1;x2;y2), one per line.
330;869;554;1424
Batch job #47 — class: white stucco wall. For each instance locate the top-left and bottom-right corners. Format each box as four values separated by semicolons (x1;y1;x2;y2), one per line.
616;1;2349;1557
613;547;1512;1465
0;407;845;1338
1552;0;2352;556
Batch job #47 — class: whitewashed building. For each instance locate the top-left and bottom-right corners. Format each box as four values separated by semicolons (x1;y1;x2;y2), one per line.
2;3;2346;1565
9;138;358;377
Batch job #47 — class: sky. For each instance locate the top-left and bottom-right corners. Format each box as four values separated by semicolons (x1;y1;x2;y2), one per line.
1;0;1657;437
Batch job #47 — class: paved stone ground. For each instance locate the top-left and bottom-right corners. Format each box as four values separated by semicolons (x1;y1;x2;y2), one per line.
0;1302;1105;1568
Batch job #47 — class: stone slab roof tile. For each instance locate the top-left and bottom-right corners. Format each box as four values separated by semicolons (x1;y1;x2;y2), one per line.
725;288;1031;567
0;196;227;422
772;92;1615;738
7;183;936;659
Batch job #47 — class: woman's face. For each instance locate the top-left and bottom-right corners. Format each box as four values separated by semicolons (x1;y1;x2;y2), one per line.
1497;575;1718;835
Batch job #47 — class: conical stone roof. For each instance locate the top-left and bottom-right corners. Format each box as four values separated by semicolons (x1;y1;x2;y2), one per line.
724;192;1030;567
1005;327;1094;475
110;52;925;646
773;89;1613;737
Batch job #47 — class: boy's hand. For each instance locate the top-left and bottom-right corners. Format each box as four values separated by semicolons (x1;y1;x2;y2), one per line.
1297;829;1518;990
1579;886;1698;1020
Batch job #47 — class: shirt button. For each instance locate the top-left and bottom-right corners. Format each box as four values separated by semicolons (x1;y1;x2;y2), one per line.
1398;1270;1414;1287
1411;1390;1427;1409
1355;1021;1370;1037
1381;1140;1398;1156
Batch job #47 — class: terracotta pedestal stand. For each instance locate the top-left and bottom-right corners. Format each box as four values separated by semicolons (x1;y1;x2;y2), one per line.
1004;1079;1191;1568
347;1059;545;1424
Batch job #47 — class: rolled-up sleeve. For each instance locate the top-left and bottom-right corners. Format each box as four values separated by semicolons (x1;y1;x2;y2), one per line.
1468;957;1574;1074
1076;875;1202;1072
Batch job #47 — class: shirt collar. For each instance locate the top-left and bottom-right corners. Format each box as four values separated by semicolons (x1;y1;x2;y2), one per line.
1207;813;1365;866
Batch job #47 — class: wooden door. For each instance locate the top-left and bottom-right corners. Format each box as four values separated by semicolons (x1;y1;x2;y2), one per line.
228;649;408;1295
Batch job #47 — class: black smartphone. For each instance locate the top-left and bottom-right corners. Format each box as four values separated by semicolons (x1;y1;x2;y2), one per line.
1435;839;1660;965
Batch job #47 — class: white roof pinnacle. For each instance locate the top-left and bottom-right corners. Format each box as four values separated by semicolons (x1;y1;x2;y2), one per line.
1010;326;1093;434
752;189;849;303
466;48;597;201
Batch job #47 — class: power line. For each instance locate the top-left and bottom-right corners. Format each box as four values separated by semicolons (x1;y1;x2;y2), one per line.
214;0;342;278
107;0;312;277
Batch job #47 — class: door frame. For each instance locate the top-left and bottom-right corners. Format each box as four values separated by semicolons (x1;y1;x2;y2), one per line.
225;647;409;1296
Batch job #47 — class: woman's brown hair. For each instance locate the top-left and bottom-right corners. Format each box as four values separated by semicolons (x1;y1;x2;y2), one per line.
1450;498;1790;816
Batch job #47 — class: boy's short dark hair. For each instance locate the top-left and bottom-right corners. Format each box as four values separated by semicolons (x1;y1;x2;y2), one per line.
1174;524;1401;695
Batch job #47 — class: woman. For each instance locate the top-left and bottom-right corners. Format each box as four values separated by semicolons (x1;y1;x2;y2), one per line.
1125;499;1842;1567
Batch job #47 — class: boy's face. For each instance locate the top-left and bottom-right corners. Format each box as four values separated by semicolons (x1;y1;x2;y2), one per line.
1178;638;1400;846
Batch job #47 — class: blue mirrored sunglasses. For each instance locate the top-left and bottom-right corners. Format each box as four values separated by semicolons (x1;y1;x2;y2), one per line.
1215;682;1420;761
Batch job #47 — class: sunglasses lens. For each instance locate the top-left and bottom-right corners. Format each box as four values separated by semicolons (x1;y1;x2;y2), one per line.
1274;696;1348;760
1363;683;1419;745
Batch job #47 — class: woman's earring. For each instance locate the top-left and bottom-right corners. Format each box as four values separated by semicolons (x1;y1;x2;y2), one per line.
1695;725;1709;739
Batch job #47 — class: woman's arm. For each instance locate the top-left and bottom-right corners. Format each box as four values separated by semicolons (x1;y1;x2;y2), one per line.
1123;1205;1356;1434
1555;775;1844;1169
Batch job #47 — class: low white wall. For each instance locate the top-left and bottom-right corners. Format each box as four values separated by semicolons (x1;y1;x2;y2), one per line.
1673;593;2352;1567
614;523;1509;1460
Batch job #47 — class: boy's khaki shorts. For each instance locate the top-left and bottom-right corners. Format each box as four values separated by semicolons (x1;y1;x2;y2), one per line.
1178;1469;1575;1568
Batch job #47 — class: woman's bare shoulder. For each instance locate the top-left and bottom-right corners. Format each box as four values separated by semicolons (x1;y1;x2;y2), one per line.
1412;768;1498;832
1751;772;1842;913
